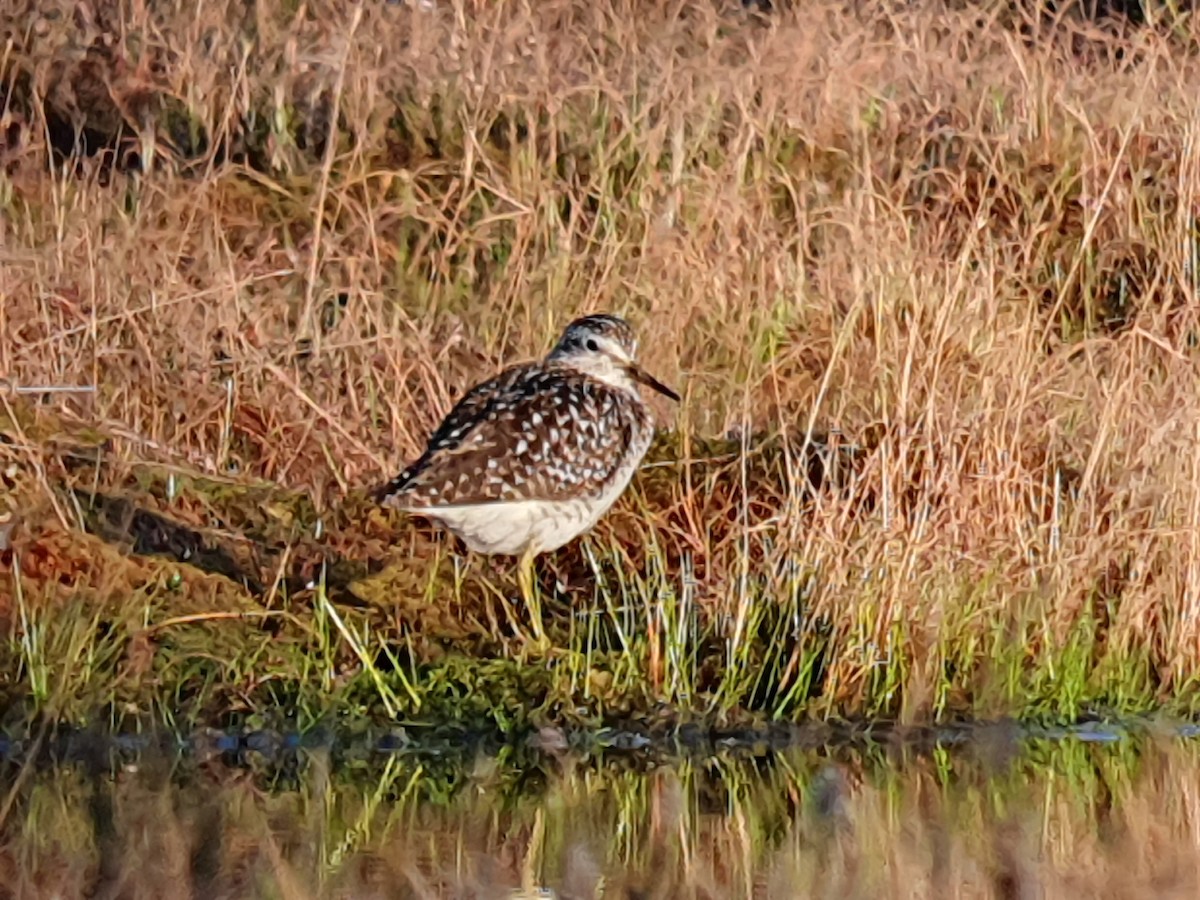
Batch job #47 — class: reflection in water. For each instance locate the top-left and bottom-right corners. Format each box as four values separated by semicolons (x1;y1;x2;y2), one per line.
1;728;1198;898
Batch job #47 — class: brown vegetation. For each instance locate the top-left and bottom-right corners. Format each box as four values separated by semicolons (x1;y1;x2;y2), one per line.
1;0;1199;725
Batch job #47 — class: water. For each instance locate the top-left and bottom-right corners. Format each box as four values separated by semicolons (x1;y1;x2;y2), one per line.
2;722;1198;898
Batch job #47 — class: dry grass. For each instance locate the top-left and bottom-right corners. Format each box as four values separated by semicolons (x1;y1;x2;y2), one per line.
2;0;1200;726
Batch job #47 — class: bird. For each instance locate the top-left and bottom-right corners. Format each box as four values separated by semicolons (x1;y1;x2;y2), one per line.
376;313;680;644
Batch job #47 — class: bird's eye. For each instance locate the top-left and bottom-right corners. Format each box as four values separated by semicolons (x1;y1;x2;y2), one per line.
585;338;600;352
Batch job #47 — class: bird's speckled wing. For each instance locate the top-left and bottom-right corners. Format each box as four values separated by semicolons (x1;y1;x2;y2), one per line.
377;363;650;508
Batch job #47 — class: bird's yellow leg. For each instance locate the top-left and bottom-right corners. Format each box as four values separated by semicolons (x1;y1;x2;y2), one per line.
490;582;523;647
518;548;547;647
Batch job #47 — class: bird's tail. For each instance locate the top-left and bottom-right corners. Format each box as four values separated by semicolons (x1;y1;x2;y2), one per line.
371;468;415;506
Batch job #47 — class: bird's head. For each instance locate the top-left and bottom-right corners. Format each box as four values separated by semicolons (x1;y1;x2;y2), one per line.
547;314;680;402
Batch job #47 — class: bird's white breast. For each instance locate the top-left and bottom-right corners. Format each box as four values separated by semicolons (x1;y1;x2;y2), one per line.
405;413;655;557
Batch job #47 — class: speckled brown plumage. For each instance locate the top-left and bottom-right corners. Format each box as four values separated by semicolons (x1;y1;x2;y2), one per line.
375;314;678;577
377;361;650;507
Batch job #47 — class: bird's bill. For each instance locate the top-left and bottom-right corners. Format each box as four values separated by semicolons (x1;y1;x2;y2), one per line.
627;363;681;402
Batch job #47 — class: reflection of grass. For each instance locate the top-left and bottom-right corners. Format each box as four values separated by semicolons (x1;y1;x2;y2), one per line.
2;736;1200;897
5;0;1200;733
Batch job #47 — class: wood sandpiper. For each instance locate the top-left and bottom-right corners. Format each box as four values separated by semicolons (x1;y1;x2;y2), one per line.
376;314;680;643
